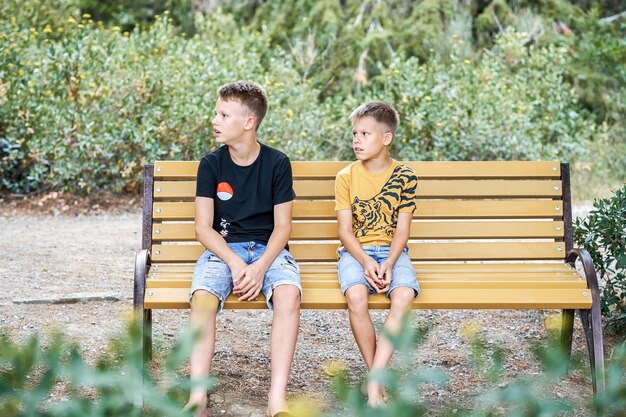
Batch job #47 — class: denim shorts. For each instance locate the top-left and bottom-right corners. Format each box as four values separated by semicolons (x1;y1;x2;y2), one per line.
337;246;419;298
190;241;302;313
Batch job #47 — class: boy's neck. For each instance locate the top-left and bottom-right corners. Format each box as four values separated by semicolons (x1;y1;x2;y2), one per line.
227;139;261;166
361;154;393;174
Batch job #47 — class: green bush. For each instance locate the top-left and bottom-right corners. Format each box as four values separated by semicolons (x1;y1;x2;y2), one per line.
319;316;626;417
574;185;626;333
0;318;213;417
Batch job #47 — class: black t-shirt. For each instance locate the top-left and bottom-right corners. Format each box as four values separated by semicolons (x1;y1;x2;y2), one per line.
196;143;295;245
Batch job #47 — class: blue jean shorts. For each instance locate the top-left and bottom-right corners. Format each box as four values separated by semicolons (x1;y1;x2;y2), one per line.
337;246;419;298
190;241;302;313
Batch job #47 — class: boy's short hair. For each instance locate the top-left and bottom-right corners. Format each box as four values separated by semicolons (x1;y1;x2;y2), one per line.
349;101;399;135
218;81;268;130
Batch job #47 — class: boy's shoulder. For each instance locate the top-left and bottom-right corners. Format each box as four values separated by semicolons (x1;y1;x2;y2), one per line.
260;142;291;163
393;160;417;177
336;161;359;178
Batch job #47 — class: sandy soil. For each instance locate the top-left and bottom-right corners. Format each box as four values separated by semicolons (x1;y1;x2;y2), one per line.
0;194;606;416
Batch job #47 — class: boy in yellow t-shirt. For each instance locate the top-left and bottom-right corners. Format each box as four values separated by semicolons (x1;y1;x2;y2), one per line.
334;101;419;406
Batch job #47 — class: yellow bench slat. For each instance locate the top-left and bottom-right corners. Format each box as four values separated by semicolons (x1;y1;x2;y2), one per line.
154;179;564;199
144;287;590;310
148;262;577;274
150;241;566;263
153;200;565;220
153;161;562;180
152;221;565;241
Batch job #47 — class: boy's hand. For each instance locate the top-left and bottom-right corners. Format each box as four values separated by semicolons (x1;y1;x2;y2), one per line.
363;257;386;294
233;261;266;301
229;258;249;290
377;261;393;292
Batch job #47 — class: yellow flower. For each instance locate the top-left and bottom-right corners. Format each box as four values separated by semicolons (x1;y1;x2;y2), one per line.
459;321;481;339
300;131;308;137
544;313;562;334
89;82;96;89
402;96;408;103
111;26;121;32
82;13;92;19
464;59;471;64
286;109;294;118
322;359;347;377
43;25;53;33
67;17;77;24
163;10;170;15
436;122;444;128
425;95;431;101
79;73;87;80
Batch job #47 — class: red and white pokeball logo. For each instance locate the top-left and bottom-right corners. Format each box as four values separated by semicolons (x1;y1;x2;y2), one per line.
216;182;234;201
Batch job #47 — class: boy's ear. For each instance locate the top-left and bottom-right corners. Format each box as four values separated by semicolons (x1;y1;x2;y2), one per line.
244;116;256;131
383;131;393;146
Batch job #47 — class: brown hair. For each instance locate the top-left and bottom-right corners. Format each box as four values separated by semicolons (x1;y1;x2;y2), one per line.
217;81;269;130
349;101;399;135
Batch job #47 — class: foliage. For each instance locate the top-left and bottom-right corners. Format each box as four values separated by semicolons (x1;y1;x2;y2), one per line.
0;317;212;417
574;185;626;333
320;315;626;416
0;3;599;193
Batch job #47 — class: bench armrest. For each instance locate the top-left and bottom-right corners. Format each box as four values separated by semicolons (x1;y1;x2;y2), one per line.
566;248;601;295
133;249;151;310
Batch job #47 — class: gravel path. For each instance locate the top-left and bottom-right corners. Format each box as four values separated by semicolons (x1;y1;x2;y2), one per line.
0;204;598;416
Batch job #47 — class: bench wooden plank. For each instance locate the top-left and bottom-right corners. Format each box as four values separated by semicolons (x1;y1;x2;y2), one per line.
153;179;564;199
152;221;565;241
148;262;578;273
143;287;591;310
152;200;565;220
150;242;567;263
153;161;562;179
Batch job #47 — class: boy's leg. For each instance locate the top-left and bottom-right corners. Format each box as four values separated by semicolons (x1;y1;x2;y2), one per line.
186;248;234;415
368;249;419;405
338;248;377;368
345;284;376;368
260;248;302;416
186;290;220;413
268;285;301;416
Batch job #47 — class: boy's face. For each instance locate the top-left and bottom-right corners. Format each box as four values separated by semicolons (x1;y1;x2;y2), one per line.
351;116;393;161
212;98;256;145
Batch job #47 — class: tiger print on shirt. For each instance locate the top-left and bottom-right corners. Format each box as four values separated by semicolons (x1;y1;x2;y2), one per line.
352;164;417;238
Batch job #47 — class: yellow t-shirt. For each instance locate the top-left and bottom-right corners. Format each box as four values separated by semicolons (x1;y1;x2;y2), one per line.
335;160;418;246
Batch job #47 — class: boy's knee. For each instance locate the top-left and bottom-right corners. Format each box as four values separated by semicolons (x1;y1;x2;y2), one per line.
345;285;369;314
191;290;220;313
272;285;301;312
390;287;415;309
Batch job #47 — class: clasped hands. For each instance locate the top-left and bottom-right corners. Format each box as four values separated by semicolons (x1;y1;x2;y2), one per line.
230;259;266;301
363;257;392;293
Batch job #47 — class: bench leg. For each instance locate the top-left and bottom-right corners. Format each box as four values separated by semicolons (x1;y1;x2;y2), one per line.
579;308;606;394
561;309;575;362
144;309;153;362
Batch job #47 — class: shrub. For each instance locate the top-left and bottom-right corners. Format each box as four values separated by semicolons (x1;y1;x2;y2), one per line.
0;318;212;417
0;2;606;194
574;185;626;333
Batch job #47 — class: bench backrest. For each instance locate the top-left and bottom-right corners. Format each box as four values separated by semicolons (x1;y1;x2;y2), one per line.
142;161;572;267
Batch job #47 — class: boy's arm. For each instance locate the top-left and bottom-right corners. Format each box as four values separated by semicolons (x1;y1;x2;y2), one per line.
337;209;387;293
378;211;412;284
195;196;247;279
233;200;293;301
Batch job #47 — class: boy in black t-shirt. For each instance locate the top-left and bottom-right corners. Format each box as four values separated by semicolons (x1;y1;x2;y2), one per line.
185;81;301;417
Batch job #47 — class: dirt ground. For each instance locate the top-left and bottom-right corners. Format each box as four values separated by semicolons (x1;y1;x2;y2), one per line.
0;193;610;416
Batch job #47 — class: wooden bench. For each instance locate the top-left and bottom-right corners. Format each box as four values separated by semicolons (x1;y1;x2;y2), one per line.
133;160;605;392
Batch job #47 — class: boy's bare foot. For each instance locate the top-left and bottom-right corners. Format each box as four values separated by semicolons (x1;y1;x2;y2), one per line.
183;396;208;417
366;382;386;407
266;396;291;417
